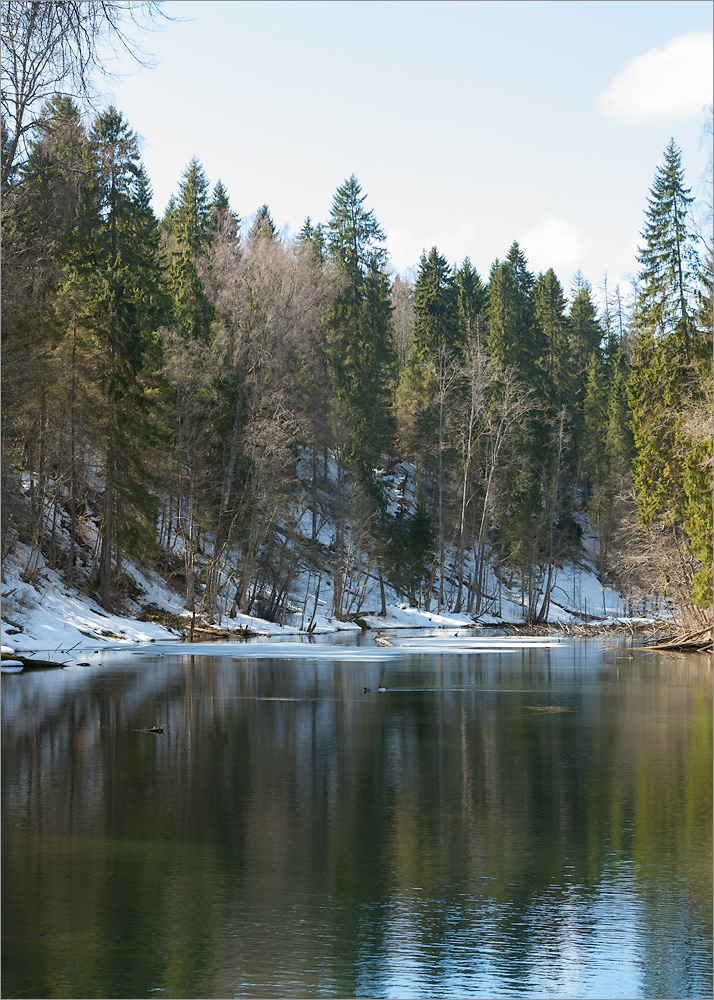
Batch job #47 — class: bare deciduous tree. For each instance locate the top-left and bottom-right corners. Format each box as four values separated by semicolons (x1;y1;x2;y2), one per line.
1;0;168;191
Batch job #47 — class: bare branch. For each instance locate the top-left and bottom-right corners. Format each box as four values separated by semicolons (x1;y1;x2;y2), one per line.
1;0;172;191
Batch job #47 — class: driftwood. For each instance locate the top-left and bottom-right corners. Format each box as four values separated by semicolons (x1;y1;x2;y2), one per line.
187;624;256;641
644;625;713;654
1;653;64;669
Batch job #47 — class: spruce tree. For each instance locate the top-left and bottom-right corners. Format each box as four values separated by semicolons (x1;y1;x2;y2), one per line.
629;139;711;613
1;95;97;563
325;175;396;477
84;107;165;606
410;247;460;356
396;246;459;464
533;268;571;410
163;157;214;341
568;276;602;385
629;141;697;529
248;203;277;244
297;216;327;267
636;139;696;361
486;242;537;382
455;257;487;347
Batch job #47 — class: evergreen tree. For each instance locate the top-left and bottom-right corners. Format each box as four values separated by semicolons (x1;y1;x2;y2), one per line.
1;95;98;564
325;175;396;477
636;139;696;361
455;257;487;347
211;179;230;215
533;268;571;410
396;246;459;465
629;139;711;613
83;107;165;606
209;179;240;253
629;141;697;529
581;352;608;493
327;174;387;274
163;157;214;341
297;216;327;267
568;275;602;383
410;247;460;356
486;242;537;382
248;203;277;244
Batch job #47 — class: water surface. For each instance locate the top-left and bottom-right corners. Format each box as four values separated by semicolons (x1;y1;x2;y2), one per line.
2;636;711;998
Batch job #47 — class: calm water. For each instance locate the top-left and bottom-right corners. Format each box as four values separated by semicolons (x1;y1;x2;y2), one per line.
2;636;711;999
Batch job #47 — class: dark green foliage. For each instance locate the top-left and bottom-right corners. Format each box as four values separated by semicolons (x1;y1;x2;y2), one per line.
629;139;712;612
533;268;571;410
636;139;696;360
327;174;387;275
248;203;277;244
411;247;461;357
455;257;487;346
385;502;435;604
162;157;214;341
396;246;462;466
210;179;240;249
297;216;327;266
486;242;537;381
326;176;396;478
568;274;603;379
83;107;166;604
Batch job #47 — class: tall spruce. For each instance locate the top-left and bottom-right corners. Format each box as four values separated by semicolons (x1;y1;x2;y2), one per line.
163;157;214;341
629;139;711;612
396;247;459;466
326;175;396;477
455;257;487;347
629;141;696;528
84;107;164;606
487;242;539;386
533;268;571;411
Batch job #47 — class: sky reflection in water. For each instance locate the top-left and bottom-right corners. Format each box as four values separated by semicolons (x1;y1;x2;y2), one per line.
2;638;711;999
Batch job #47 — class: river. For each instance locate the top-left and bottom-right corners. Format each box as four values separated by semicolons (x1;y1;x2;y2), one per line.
2;634;711;999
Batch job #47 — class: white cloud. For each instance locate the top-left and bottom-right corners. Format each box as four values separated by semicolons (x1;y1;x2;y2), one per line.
599;32;713;125
516;215;586;283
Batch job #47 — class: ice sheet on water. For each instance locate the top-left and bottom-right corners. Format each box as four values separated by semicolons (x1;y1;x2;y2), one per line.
130;636;568;660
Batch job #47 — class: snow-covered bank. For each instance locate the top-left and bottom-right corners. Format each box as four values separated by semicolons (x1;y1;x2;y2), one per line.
2;462;668;661
2;537;653;661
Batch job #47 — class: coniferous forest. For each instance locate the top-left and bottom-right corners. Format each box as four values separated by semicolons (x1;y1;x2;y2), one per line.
2;5;712;630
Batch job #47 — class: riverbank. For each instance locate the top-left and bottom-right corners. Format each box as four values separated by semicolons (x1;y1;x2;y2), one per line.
1;528;671;660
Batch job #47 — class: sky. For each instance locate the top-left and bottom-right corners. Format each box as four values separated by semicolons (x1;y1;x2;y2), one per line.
97;0;713;298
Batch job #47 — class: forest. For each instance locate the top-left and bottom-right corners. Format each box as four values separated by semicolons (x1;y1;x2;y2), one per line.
2;5;712;630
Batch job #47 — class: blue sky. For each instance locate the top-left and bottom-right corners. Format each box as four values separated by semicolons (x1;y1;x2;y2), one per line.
99;0;713;296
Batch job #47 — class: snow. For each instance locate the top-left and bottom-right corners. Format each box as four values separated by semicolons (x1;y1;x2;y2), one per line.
1;460;665;662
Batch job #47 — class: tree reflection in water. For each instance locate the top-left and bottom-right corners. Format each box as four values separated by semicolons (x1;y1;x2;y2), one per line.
2;640;712;999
